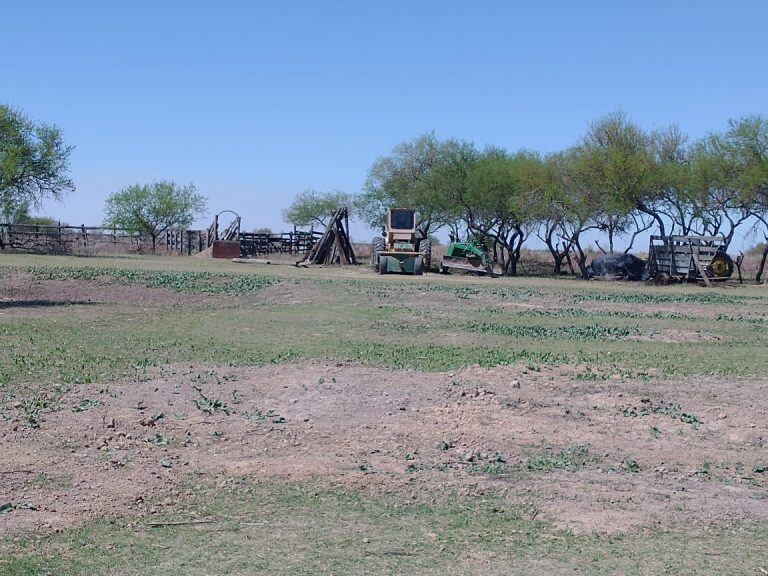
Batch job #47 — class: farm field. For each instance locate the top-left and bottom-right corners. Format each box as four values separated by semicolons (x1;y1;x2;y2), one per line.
1;253;768;575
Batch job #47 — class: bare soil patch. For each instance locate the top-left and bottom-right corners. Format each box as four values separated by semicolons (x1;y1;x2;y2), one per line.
630;328;721;343
0;271;215;316
3;361;767;537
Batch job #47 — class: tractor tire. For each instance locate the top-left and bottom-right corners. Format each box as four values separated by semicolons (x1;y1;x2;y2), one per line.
418;239;432;272
371;237;386;270
709;252;734;278
379;256;389;274
413;256;424;276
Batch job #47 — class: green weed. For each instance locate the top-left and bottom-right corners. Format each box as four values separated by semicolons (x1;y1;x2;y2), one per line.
526;444;593;472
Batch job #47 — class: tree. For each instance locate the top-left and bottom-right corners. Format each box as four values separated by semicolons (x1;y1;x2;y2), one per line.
16;212;59;226
576;112;658;246
459;149;544;275
0;197;60;226
282;189;352;228
0;104;74;222
535;150;602;278
103;181;207;253
0;198;34;224
357;133;477;235
705;116;768;281
685;139;751;245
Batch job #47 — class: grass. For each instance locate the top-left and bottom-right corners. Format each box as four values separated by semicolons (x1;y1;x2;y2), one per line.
2;309;763;397
526;444;594;472
2;480;768;576
27;265;279;294
1;258;767;398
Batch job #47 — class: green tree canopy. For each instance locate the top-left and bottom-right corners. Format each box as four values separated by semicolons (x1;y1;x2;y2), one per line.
356;133;477;234
104;181;207;252
459;149;545;275
282;189;352;228
534;150;603;277
704;115;768;280
573;112;658;245
0;105;74;222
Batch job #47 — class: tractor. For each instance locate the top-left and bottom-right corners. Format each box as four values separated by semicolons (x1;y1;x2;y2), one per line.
441;239;496;276
370;209;431;275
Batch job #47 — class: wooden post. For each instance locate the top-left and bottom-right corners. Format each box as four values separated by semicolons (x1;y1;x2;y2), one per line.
691;245;712;288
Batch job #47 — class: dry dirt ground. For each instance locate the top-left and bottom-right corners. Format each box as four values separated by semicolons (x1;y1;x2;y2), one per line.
4;360;767;537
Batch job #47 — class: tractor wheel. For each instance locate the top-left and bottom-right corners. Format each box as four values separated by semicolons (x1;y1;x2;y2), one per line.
413;256;424;276
709;252;734;278
371;237;385;270
379;256;389;274
418;239;432;272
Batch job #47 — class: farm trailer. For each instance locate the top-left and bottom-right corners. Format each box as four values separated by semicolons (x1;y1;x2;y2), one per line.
647;235;734;286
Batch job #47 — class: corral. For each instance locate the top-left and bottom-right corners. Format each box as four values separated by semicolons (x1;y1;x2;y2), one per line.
1;254;768;575
0;221;320;259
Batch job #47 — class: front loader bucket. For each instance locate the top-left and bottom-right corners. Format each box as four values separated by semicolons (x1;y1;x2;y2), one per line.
441;256;494;276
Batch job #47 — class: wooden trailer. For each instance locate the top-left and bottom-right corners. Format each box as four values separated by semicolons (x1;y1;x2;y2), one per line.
647;235;734;286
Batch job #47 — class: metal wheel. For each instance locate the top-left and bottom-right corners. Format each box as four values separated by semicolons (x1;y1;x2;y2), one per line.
708;253;734;278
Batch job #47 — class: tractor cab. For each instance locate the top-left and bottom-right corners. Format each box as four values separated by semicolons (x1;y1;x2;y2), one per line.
384;209;418;248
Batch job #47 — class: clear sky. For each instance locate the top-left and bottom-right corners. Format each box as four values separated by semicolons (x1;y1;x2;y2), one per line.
4;0;767;243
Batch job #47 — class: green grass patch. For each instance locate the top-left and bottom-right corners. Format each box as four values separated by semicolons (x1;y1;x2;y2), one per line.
3;480;767;575
27;266;279;294
466;321;641;341
526;444;594;472
2;258;767;401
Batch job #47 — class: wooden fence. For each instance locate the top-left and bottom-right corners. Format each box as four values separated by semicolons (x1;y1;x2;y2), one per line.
239;229;320;257
0;222;321;258
0;223;208;256
164;229;208;255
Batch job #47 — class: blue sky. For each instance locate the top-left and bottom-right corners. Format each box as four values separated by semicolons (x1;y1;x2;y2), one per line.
4;0;767;243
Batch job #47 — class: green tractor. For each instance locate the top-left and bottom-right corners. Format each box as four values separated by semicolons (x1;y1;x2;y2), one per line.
370;209;431;275
441;239;496;276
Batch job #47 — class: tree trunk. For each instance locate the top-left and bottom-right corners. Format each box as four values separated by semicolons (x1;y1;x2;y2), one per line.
553;255;563;275
502;243;522;277
151;234;157;254
757;243;768;284
573;239;590;279
541;224;570;276
544;239;565;275
578;256;589;279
